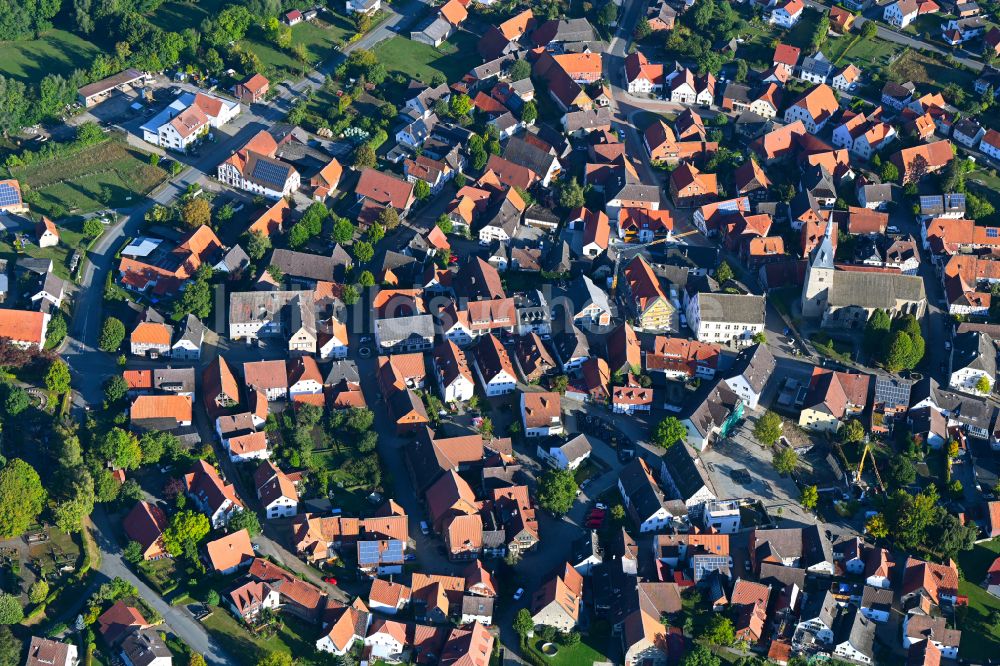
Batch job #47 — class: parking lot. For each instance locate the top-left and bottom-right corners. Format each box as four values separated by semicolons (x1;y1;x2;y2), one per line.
698;415;817;527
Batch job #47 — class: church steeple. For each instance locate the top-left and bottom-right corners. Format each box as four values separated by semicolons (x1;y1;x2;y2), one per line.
811;219;835;270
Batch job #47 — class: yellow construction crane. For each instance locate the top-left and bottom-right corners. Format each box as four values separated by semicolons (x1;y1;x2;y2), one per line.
609;235;675;297
856;443;885;493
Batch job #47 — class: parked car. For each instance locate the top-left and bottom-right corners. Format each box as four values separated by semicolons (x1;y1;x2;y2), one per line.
595;502;608;511
420;521;430;535
404;553;416;562
513;588;524;600
324;577;338;585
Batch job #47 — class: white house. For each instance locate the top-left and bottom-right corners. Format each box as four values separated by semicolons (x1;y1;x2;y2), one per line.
171;314;204;361
433;341;476;403
953;118;986;148
618;458;674;533
287;357;323;398
770;0;804;27
783;84;840;133
224;431;270;463
255;462;298;520
948;331;995;396
722;343;775;411
686;293;766;347
884;0;918;28
363;620;408;663
319;320;349;360
521;391;564;438
35;218;59;248
859;586;892;623
316;604;371;655
346;0;381;14
832;609;875;665
538;434;592;470
981;130;1000;161
624;52;665;95
473;335;518;397
902;615;960;660
141;91;239;152
26;637;78;666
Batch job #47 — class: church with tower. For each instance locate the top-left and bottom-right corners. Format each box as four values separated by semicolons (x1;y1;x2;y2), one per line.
801;224;927;328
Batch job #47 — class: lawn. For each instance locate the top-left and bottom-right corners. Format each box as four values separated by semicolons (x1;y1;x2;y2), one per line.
242;16;357;80
8;139;168;217
0;29;101;83
373;31;478;85
826;33;904;70
0;216;88;280
146;0;228;32
957;539;1000;661
968;169;1000;225
888;48;976;92
137;558;179;597
531;637;608;666
202;606;317;662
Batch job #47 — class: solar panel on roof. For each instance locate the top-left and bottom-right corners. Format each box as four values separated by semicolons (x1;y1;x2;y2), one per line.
384;540;404;561
252;159;290;187
0;183;21;207
988;228;998;238
358;541;380;565
919;196;937;206
948;193;966;208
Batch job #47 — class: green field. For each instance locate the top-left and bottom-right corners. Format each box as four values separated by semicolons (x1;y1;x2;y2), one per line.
826;33;904;69
958;538;1000;661
202;606;316;661
530;637;608;666
242;16;357;79
0;217;88;280
8;139;168;217
888;48;976;91
147;0;228;32
0;29;101;83
374;31;478;85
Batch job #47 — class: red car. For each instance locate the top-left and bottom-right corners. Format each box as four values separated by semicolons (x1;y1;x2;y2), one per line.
585;518;604;528
323;576;338;585
449;254;459;264
589;509;606;518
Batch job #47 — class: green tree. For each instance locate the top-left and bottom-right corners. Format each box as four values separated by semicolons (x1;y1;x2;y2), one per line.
181;197;212;228
751;331;767;345
353;241;374;264
377;206;400;230
99;317;126;352
611;504;626;521
861;20;878;39
772;447;798;475
367;223;386;244
358;270;376;288
28;580;48;604
752;411;782;446
521;101;537;125
559;178;585;209
342;285;359;305
244;230;271;260
715;261;734;283
172;264;214;321
510;59;532;81
702;615;735;646
976;375;992;394
436;215;454;234
0;459;46;538
634;16;652;39
104;374;129;404
257;652;294;666
841;418;865;444
83;217;104;239
414;180;431;200
45;313;67;348
514;608;534;636
681;645;721;666
550;374;568;394
2;385;28;417
863;308;892;355
800;485;819;510
162;510;211;558
884;330;913;372
537;469;578;515
866;512;889;538
229;509;262;537
598;1;618;25
332;217;354;244
53;473;95;534
45;359;71;395
354;143;376;169
0;626;19;666
123;540;144;563
0;595;22;625
653;416;687;448
881;161;899;183
449;93;472;117
140;431;177;465
889;456;917;487
98;428;143;471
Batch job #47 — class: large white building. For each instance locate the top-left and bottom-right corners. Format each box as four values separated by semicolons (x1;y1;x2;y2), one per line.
686;292;766;347
141;90;239;152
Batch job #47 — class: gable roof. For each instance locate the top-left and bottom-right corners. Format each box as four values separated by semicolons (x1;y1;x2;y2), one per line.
205;529;255;572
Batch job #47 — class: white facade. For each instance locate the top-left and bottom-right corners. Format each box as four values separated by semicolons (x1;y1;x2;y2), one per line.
949;367;992;395
289;378;323;398
686;295;765;346
627;75;660;95
263;494;297;519
723;374;764;411
770;5;802;27
748;99;778;118
217;161;300;200
860;605;889;623
363;632;405;663
833;640;872;665
701;500;741;533
784;103;829;133
478;225;513;245
981;134;1000;160
476;367;517;397
884;1;916;27
438;373;475;403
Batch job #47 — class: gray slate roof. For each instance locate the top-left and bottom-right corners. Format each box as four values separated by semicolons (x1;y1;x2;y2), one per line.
828;270;925;309
695;293;766;324
953;330;996;377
